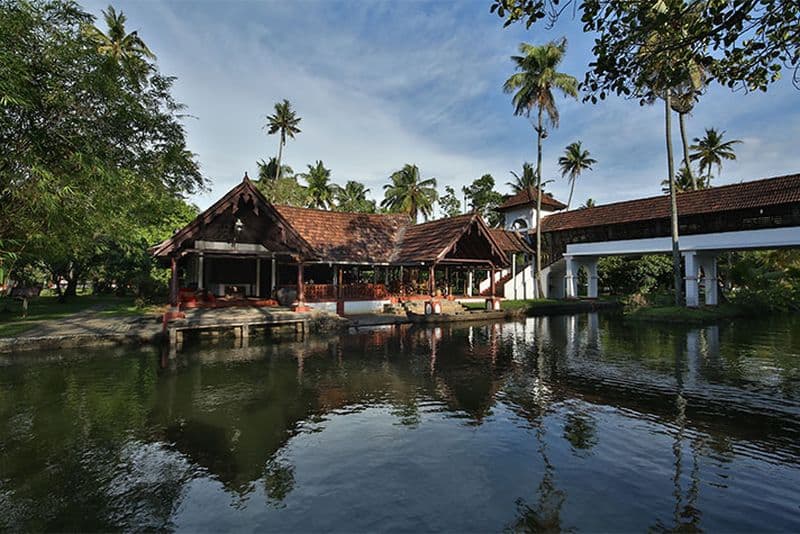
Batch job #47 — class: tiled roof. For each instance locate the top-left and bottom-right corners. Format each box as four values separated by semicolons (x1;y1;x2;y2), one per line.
497;187;567;212
274;205;411;264
489;228;534;254
393;213;508;266
542;173;800;233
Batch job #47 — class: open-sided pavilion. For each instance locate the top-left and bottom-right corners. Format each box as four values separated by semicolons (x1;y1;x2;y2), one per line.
151;175;527;315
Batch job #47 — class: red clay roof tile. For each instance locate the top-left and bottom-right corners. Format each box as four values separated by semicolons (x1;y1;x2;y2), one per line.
497;187;567;212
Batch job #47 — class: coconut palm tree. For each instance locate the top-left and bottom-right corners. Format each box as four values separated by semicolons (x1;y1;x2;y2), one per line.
581;198;596;209
660;166;709;194
381;164;438;223
507;163;537;193
558;142;596;210
265;99;301;181
301;161;336;209
257;157;293;181
82;5;155;82
690;128;742;184
503;38;578;297
335;181;376;213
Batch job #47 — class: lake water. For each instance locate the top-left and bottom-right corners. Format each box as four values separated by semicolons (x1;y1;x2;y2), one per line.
1;313;799;532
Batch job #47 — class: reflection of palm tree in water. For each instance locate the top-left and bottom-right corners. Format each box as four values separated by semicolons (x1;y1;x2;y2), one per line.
510;318;567;532
659;333;703;531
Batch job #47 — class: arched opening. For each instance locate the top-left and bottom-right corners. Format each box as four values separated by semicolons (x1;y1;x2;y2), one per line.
511;218;528;231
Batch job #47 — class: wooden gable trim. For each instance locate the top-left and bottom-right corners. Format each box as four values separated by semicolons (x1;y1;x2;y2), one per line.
435;214;509;267
151;178;317;260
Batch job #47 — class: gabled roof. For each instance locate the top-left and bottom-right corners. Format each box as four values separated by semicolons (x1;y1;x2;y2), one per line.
151;177;508;267
541;173;800;233
489;228;534;254
274;206;410;264
393;213;509;266
497;187;567;212
150;177;316;259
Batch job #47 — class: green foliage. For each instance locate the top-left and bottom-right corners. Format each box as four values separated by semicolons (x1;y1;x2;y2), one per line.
558;141;596;210
301;160;336;209
335;181;376;213
491;0;800;96
464;174;503;227
599;255;674;297
381;164;438;222
0;0;204;299
255;159;307;206
438;186;462;218
689;128;742;183
507;163;536;193
726;251;800;312
265;99;301;180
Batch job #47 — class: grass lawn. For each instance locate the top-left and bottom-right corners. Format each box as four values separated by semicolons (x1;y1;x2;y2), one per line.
625;304;753;324
0;295;163;338
462;299;572;312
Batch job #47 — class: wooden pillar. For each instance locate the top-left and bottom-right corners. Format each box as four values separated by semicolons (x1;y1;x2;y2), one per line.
170;255;179;308
445;266;450;296
255;258;261;297
467;270;474;297
270;257;277;295
197;253;204;290
428;265;435;297
490;267;496;298
297;262;305;304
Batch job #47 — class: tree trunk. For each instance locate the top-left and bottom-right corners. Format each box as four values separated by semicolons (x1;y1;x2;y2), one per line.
535;106;544;298
275;135;284;180
665;94;683;306
567;176;575;210
678;112;696;190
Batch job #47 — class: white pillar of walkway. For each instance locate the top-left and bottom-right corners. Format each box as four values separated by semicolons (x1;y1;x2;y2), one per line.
565;255;579;299
585;257;599;299
683;251;700;307
698;254;718;305
511;254;517;300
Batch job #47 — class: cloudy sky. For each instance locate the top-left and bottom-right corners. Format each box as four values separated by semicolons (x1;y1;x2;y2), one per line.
84;0;800;212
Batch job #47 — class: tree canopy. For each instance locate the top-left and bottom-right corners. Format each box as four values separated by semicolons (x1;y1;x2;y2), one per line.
381;164;438;223
491;0;800;97
0;0;203;297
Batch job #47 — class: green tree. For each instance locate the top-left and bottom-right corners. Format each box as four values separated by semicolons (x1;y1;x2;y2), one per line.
257;157;293;181
491;0;800;95
557;141;596;210
438;185;462;218
503;38;578;296
690;128;742;184
507;162;536;193
381;164;438;223
265;99;301;180
0;1;203;298
464;174;503;227
301;160;336;209
581;198;596;209
81;4;154;83
335;180;376;213
661;167;709;194
255;159;306;206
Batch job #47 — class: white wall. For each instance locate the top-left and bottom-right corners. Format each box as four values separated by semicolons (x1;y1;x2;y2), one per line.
307;300;392;315
502;205;559;231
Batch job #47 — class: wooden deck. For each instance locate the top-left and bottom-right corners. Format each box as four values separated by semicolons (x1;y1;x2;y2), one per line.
165;306;314;350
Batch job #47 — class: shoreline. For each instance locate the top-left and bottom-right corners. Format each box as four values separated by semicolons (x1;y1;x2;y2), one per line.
0;299;624;353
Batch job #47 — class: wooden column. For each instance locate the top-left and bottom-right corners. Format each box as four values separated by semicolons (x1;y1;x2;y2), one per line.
297;262;305;304
490;267;496;298
255;258;261;297
270;257;277;295
197;253;204;290
170;255;179;308
429;265;435;297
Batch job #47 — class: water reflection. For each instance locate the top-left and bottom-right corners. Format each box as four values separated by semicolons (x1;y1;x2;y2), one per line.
1;313;799;531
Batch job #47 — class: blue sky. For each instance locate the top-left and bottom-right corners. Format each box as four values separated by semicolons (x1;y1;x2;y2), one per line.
85;0;800;212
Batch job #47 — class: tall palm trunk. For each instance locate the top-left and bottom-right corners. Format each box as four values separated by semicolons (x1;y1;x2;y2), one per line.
566;176;575;210
678;112;696;190
665;93;683;306
535;105;544;298
274;135;284;180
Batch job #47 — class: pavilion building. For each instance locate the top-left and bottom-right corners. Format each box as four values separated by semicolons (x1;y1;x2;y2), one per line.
151;175;531;314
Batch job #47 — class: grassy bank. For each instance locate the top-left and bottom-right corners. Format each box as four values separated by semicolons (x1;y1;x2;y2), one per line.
0;295;162;338
625;304;756;324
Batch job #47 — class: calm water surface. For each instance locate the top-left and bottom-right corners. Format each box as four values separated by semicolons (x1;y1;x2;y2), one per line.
1;313;800;532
